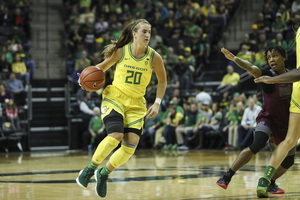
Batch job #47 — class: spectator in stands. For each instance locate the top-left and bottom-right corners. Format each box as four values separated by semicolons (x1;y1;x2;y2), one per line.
161;104;184;150
262;2;275;29
73;60;85;83
277;4;290;25
195;102;222;149
163;10;175;29
148;28;162;49
272;13;288;34
111;22;123;40
156;2;169;22
166;47;178;68
190;36;204;68
14;44;35;78
195;27;210;64
133;2;146;19
218;90;230;111
94;15;109;37
4;98;20;132
0;54;11;76
67;25;83;57
6;72;26;106
183;47;196;69
0;82;12;104
0;45;13;65
183;20;199;38
217;65;240;93
270;33;288;50
83;26;95;55
74;50;91;71
201;0;217;18
79;7;95;25
11;54;30;85
238;97;261;150
175;39;185;56
174;55;190;90
65;5;79;33
251;51;263;69
0;7;14;26
170;21;183;39
83;107;106;151
187;100;212;149
176;102;200;150
291;0;300;15
256;32;269;51
239;33;257;52
195;86;212;105
237;44;252;61
155;38;168;58
256;12;270;32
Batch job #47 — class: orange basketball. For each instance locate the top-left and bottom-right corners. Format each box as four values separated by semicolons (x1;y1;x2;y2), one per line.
79;66;105;91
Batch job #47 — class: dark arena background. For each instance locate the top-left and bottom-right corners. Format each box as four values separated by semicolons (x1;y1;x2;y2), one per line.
1;0;300;199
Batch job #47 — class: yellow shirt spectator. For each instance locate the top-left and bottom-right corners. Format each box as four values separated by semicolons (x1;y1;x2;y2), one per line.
221;65;240;86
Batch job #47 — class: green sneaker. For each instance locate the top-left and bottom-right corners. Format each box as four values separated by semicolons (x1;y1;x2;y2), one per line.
256;177;270;198
95;168;109;197
76;167;95;188
171;144;178;150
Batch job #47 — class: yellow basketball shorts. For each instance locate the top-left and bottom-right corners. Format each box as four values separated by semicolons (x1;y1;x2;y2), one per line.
290;82;300;114
100;85;147;130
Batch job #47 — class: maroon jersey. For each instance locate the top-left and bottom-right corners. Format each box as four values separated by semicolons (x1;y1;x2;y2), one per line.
256;68;292;144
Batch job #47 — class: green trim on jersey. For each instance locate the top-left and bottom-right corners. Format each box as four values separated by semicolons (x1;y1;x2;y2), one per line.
292;97;300;110
102;98;124;114
118;46;125;63
129;42;150;61
126;118;144;127
149;50;155;69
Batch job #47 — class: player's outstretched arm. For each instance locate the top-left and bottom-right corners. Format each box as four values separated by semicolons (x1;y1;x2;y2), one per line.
146;52;167;119
254;68;300;84
221;47;261;78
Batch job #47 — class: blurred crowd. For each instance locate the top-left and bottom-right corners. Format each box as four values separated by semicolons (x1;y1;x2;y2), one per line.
63;0;300;151
0;0;32;140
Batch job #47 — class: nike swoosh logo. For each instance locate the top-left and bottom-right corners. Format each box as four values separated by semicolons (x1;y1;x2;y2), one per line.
93;82;104;88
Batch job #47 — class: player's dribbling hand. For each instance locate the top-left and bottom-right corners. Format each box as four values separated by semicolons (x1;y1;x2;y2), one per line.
77;73;85;90
254;76;274;84
146;103;159;118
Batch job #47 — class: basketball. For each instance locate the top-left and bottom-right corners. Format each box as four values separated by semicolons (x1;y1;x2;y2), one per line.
78;66;105;91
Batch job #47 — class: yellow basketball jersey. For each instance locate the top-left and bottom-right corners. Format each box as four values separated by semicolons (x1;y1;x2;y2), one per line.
112;42;155;98
290;27;300;113
296;27;300;69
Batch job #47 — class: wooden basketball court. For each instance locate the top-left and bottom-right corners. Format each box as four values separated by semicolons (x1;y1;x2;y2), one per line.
1;150;300;199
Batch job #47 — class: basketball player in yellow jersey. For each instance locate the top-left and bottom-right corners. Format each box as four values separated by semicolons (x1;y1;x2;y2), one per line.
76;19;167;198
254;28;300;197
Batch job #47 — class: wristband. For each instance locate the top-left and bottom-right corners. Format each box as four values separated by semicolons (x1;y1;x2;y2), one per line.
155;98;162;105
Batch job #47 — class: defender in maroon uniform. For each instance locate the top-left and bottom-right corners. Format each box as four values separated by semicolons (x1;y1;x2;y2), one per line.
216;46;295;194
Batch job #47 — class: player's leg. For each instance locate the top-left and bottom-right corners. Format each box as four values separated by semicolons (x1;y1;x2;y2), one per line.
257;113;300;197
216;130;269;189
268;146;295;194
76;109;124;189
95;131;140;197
76;86;125;189
94;95;146;197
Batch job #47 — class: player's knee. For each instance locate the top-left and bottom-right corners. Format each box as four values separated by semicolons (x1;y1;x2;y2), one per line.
249;143;264;154
281;154;295;169
108;132;124;141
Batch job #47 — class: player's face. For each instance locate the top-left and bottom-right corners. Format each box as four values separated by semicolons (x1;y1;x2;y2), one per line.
266;49;285;72
134;23;151;45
